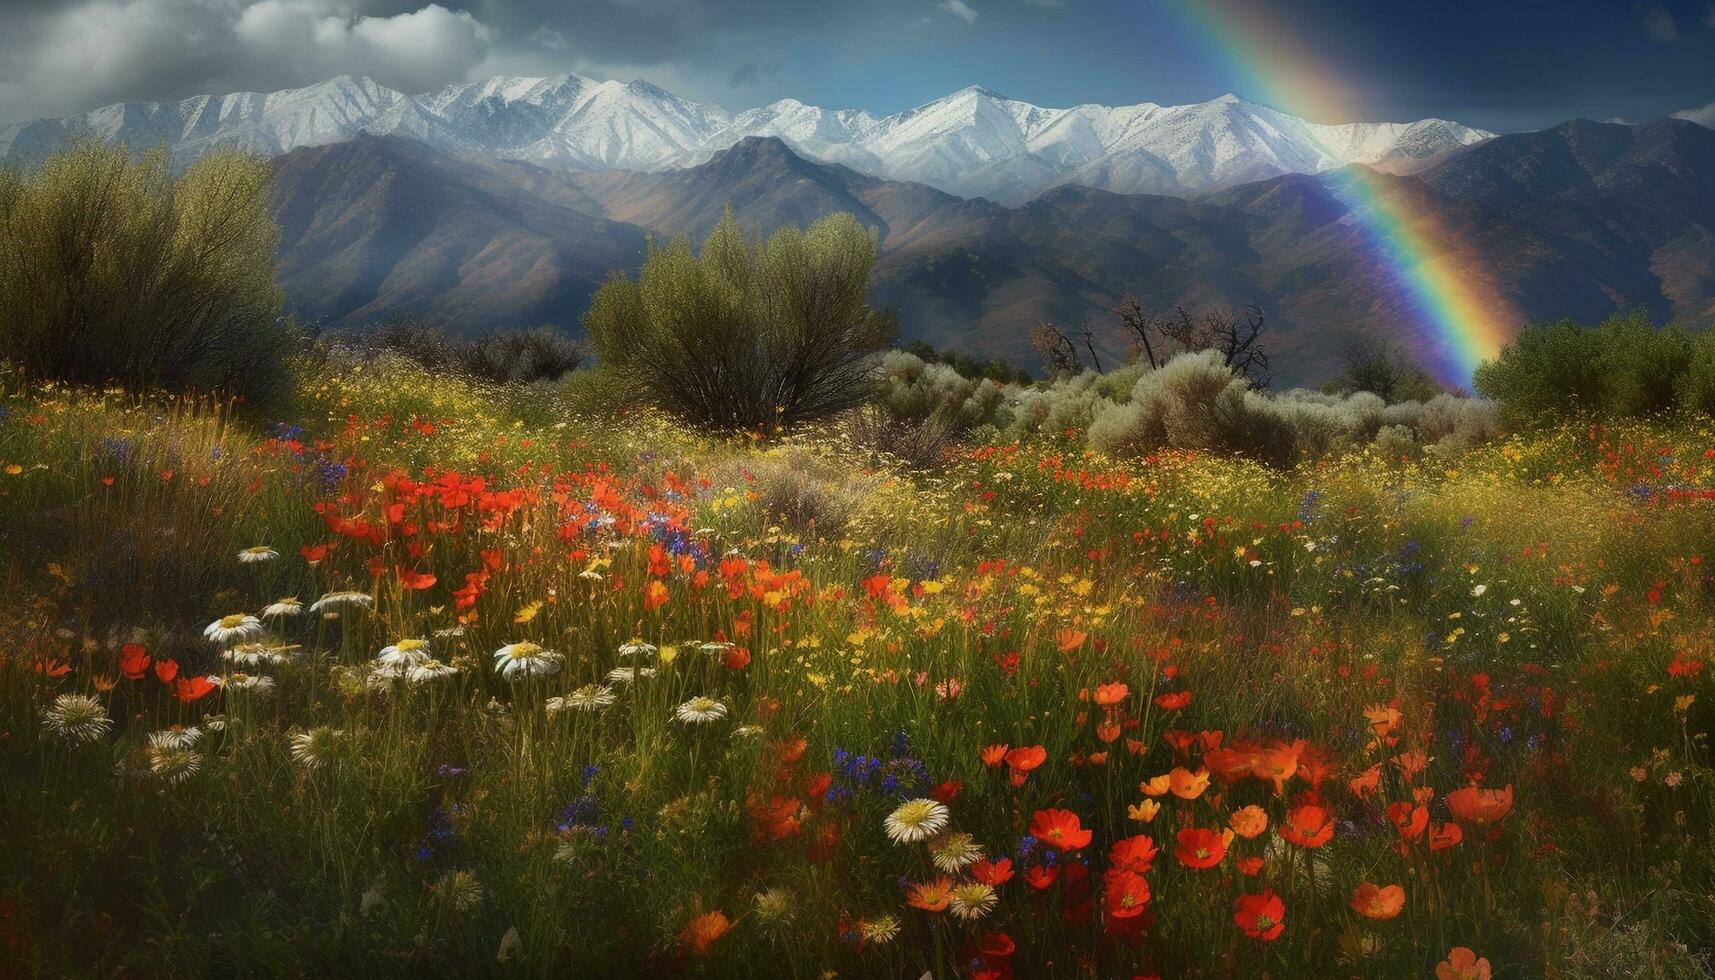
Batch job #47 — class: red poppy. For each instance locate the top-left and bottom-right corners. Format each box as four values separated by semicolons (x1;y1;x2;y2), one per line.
1023;865;1060;890
1446;785;1513;825
1104;869;1151;919
1174;827;1228;869
971;857;1014;886
154;658;179;684
1279;803;1335;848
1030;808;1093;852
1154;691;1192;710
1388;802;1429;841
397;568;437;590
1429;822;1464;851
173;676;217;703
1233;889;1286;941
1236;855;1265;876
1005;745;1048;786
118;644;150;681
723;646;751;670
1108;835;1159;874
930;779;963;803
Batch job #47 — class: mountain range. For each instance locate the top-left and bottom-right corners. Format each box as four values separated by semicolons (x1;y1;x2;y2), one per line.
265;118;1715;386
0;74;1492;204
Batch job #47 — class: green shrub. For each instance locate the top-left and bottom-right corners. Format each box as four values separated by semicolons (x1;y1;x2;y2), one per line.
1474;311;1710;419
583;209;897;432
355;319;584;385
0;140;292;404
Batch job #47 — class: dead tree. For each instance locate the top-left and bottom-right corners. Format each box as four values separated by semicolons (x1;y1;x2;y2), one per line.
1113;301;1271;386
1030;321;1082;376
1113;294;1161;369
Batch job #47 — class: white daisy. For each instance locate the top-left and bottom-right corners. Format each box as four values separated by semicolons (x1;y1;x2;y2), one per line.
547;684;615;714
203;613;264;646
41;693;112;744
859;915;901;945
928;831;984;873
145;734;202;783
261;597;303;618
309;590;373;614
492;642;563;681
221;673;276;696
237;546;279;564
883;798;949;844
948;882;997;921
606;666;658;684
674;696;728;724
224;641;298;667
149;725;202;749
616;640;657;660
437;869;484;911
289;726;345;769
407;660;459;685
376;638;432;667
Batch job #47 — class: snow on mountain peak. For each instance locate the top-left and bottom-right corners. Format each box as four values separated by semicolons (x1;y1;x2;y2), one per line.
0;75;1496;202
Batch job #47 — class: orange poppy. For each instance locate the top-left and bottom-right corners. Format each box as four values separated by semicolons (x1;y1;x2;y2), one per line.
1232;889;1285;940
1348;763;1382;799
905;877;954;912
1350;882;1406;920
981;743;1009;767
1030;808;1093;852
1228;804;1269;839
1057;629;1088;652
1436;946;1492;980
1279;804;1335;848
1139;774;1171;796
1254;741;1301;794
1154;691;1192;710
1093;682;1129;706
1446;785;1513;825
1168;766;1210;800
1174;827;1228;869
679;910;731;954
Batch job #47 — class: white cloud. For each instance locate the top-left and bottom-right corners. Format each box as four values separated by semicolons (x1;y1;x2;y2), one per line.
1672;101;1715;128
0;0;495;122
940;0;978;23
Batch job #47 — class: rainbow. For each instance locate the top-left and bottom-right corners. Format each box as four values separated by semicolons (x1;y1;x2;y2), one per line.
1166;0;1515;384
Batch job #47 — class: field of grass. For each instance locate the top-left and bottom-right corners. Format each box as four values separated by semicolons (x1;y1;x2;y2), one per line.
4;356;1715;978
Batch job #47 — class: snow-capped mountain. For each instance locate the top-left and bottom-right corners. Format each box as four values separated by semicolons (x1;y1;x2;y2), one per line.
0;74;1493;203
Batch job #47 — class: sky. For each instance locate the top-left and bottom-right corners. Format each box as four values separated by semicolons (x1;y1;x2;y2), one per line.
1;0;1713;131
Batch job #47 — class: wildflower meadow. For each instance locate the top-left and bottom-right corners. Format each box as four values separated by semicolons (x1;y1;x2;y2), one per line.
4;351;1715;978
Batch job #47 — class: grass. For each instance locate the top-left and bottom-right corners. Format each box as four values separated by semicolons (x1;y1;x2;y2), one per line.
3;356;1715;977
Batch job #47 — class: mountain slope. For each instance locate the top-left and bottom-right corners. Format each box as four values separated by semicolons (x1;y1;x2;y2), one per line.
268;133;646;330
265;127;1714;385
3;74;1491;204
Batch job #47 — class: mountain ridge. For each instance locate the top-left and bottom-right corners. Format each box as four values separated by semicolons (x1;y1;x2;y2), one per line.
3;72;1494;205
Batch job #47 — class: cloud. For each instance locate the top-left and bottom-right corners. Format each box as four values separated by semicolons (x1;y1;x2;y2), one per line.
1672;101;1715;128
527;24;567;51
941;0;978;23
1643;5;1680;41
0;0;495;121
728;61;781;88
